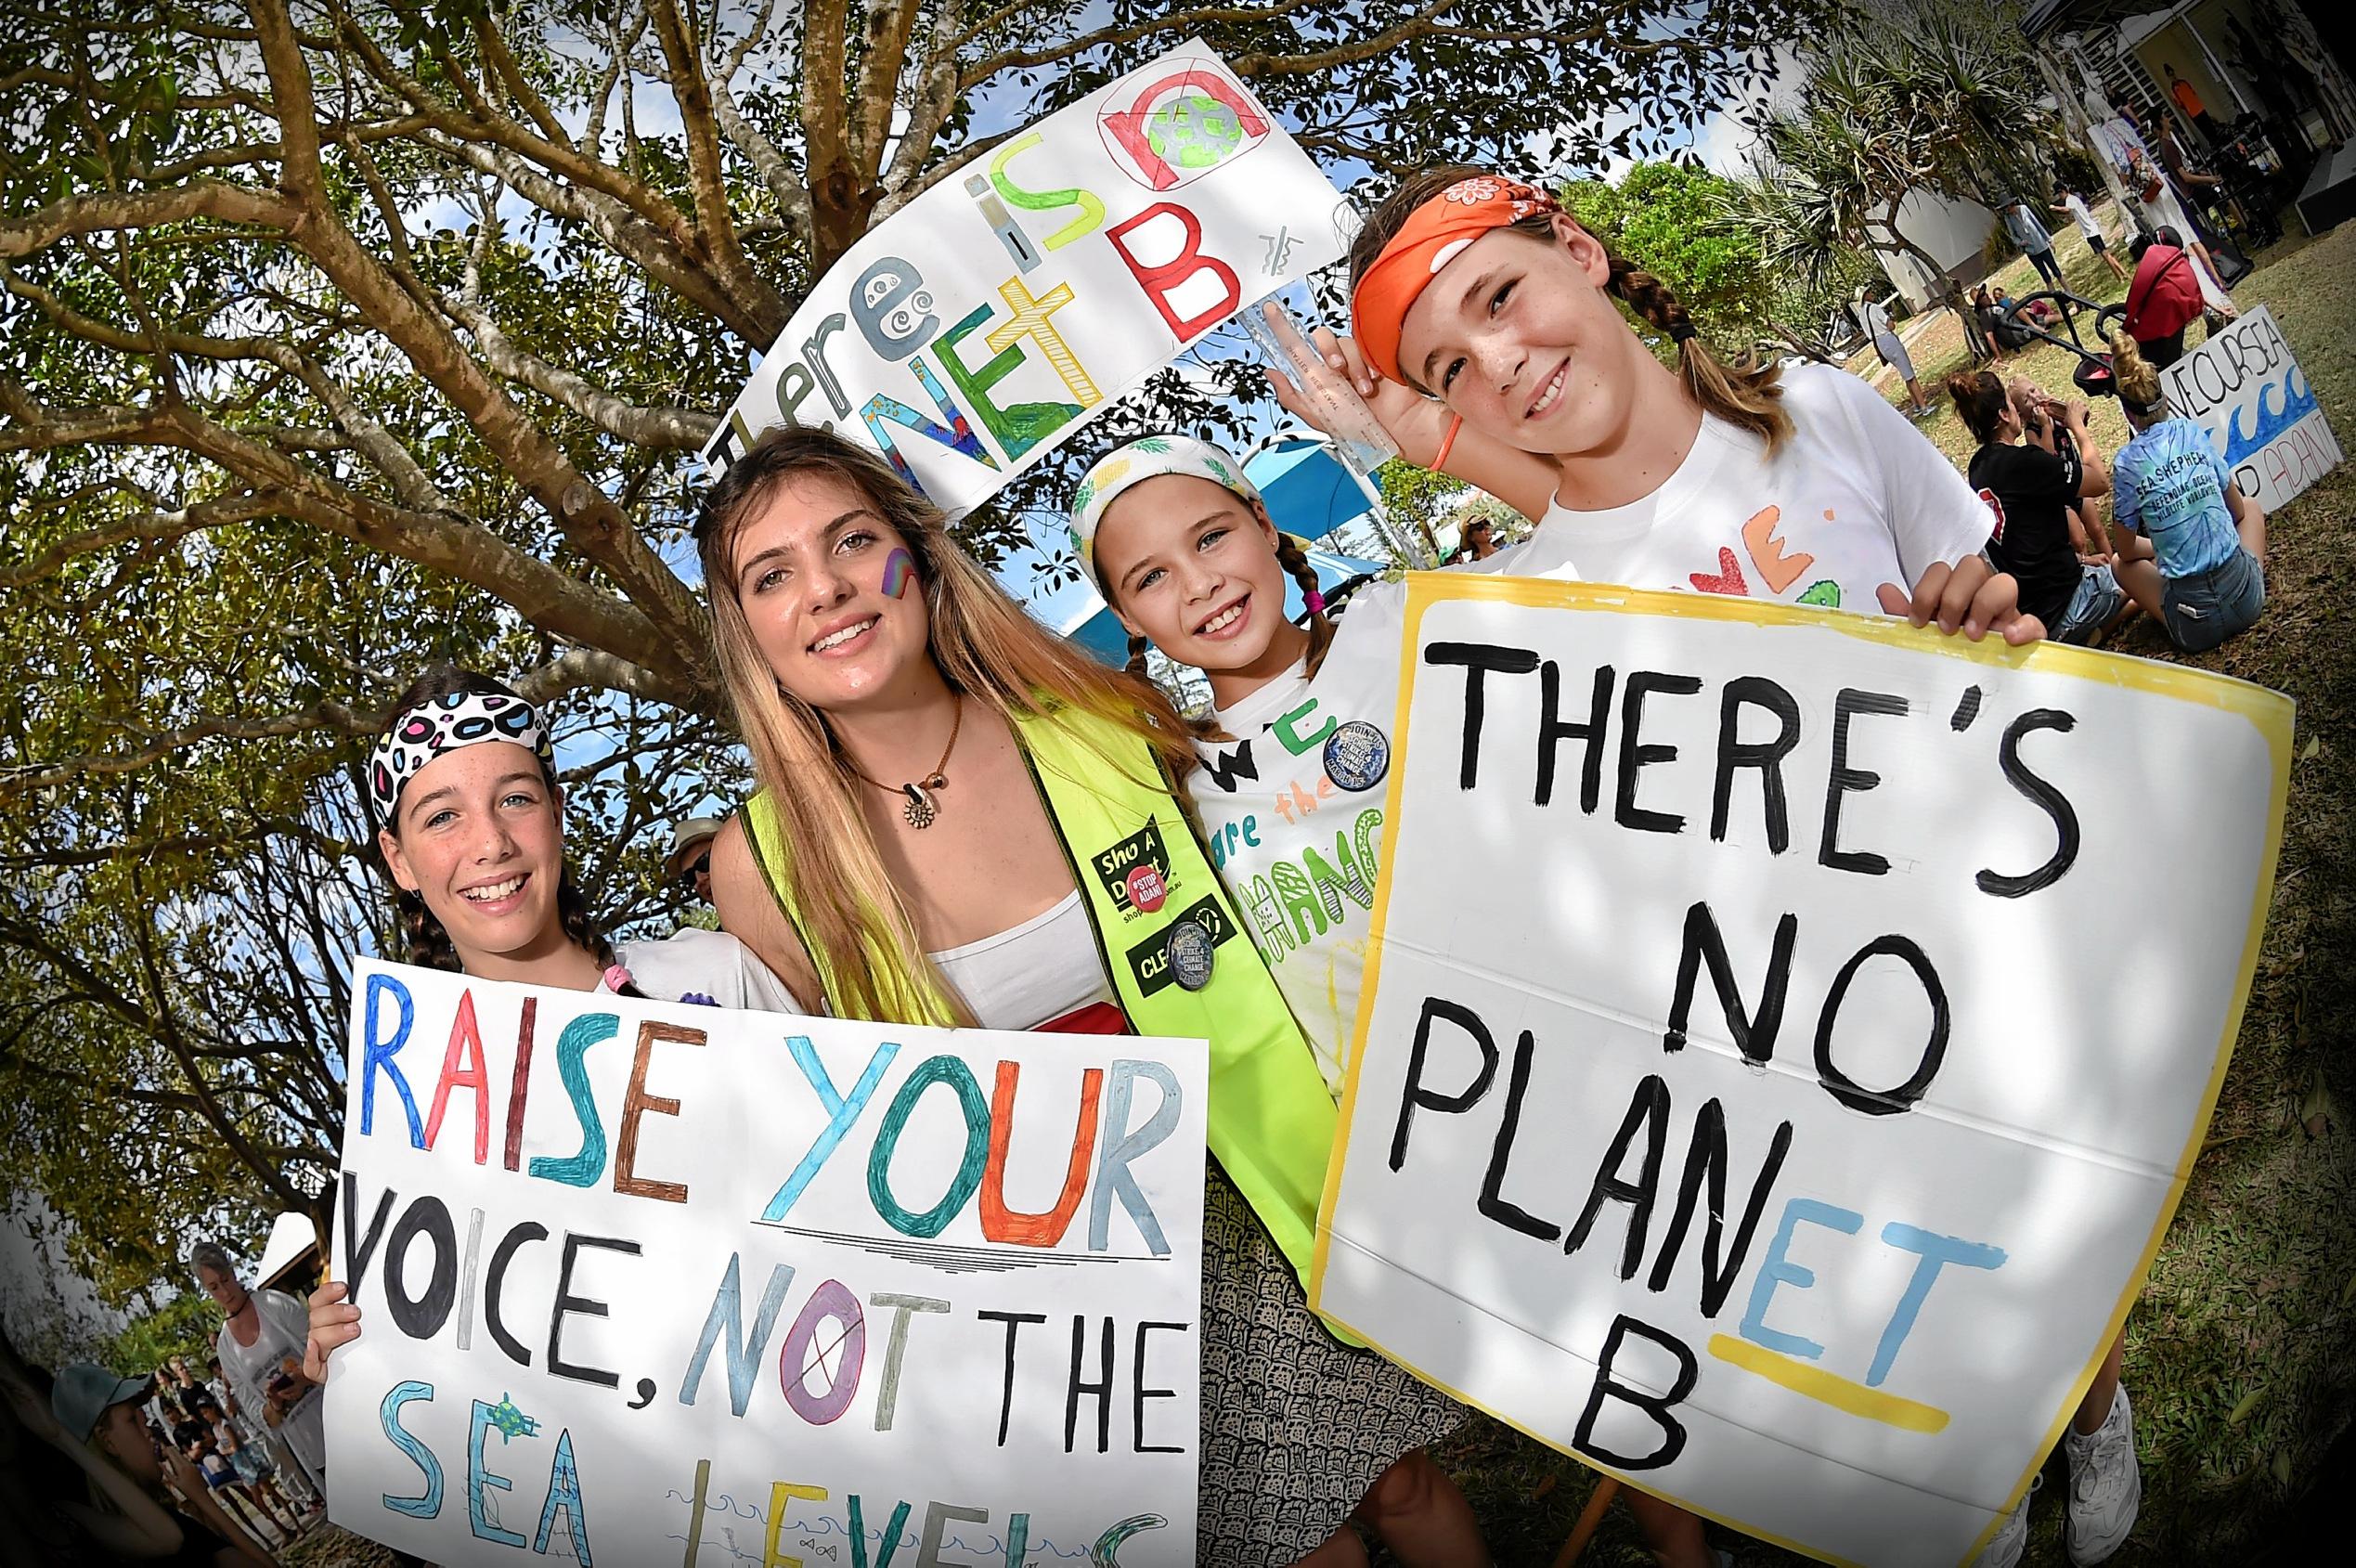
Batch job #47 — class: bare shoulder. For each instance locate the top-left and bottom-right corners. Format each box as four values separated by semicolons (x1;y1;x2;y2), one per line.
710;816;822;1010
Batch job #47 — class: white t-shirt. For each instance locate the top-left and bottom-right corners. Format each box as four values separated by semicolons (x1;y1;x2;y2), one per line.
215;1288;324;1473
609;927;803;1012
1471;362;1996;612
2064;192;2103;241
1191;584;1411;1095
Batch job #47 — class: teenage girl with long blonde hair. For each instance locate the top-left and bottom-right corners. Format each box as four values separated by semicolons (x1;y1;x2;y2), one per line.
693;426;1489;1567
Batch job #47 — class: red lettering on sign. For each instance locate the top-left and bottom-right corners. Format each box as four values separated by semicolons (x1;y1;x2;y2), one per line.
1106;203;1242;340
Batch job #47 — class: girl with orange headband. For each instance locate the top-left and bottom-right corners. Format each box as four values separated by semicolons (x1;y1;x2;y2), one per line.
1288;169;2046;644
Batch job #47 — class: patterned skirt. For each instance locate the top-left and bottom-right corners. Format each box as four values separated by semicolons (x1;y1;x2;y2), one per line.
1197;1163;1469;1563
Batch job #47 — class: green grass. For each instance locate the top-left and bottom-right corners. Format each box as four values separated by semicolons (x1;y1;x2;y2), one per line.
1431;216;2356;1565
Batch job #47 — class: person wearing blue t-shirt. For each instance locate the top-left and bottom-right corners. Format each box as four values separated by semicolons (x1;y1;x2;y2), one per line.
2105;331;2268;652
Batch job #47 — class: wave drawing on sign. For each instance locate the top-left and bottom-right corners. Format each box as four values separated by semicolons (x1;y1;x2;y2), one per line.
2220;365;2321;467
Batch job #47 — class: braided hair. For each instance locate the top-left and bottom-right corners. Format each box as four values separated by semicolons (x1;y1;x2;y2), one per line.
375;666;621;976
1350;166;1793;455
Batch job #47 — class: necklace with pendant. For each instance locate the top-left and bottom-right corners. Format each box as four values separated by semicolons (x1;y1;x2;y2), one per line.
842;697;965;829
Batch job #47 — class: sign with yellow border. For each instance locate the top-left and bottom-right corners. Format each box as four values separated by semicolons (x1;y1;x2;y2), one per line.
1311;573;2291;1568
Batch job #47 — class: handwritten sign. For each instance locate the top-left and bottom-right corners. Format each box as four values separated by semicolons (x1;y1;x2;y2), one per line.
1313;576;2290;1568
324;962;1207;1567
2159;305;2341;512
702;40;1349;514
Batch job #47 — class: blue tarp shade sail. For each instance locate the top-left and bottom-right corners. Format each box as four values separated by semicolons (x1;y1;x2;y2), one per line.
1243;434;1378;544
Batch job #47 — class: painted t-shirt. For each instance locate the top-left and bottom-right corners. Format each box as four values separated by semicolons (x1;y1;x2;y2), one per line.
1469;363;1997;608
2110;417;2244;578
1191;583;1409;1095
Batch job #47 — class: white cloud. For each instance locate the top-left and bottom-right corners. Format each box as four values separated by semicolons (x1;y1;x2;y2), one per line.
1691;44;1810;180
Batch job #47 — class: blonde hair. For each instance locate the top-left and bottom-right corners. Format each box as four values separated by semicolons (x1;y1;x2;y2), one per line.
695;427;1195;1025
1351;165;1793;455
2106;330;2167;414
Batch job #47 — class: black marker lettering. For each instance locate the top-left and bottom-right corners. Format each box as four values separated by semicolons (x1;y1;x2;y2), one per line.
1819;688;1909;875
548;1232;641;1387
1815;936;1949;1115
1480;1029;1562;1242
382;1196;457;1340
484;1221;548;1367
1646;1102;1793;1316
1573;1315;1699;1471
1616;671;1704;834
1711;677;1800;852
979;1310;1046;1446
1536;661;1615;811
1564;1075;1671;1279
1390;997;1501;1171
1423;642;1540;789
1975;709;2081;898
1663;901;1796;1063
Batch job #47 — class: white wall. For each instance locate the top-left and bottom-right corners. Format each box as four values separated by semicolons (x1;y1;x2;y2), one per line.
1869;188;1999;310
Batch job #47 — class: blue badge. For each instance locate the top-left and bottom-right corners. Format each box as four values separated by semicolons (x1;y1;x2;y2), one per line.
1322;719;1391;792
1164;920;1215;991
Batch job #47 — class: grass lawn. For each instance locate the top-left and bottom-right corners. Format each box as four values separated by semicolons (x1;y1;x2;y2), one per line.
1430;215;2356;1565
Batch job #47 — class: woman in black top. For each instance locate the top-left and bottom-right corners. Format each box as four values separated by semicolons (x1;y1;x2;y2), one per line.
1946;371;2157;644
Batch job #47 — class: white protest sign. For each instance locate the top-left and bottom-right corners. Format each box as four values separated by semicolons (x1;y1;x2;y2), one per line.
1313;576;2290;1568
702;41;1350;514
2159;305;2340;512
325;962;1206;1567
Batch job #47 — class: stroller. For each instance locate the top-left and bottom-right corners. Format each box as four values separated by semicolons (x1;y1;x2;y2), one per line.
1987;288;2133;399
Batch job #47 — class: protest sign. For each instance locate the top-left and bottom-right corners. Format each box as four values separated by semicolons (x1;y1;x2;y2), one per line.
702;41;1350;514
325;962;1206;1566
2159;305;2341;512
1313;576;2291;1568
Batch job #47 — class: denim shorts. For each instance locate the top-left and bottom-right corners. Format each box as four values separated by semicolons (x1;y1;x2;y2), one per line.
2162;547;2265;653
2052;562;2128;643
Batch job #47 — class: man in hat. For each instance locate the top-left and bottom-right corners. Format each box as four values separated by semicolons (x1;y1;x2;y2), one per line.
667;815;725;906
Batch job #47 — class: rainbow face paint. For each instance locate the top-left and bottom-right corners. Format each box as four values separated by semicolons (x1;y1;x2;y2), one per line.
880;547;916;599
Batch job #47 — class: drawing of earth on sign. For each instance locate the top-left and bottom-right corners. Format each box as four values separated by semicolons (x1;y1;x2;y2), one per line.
1097;59;1271;190
2220;366;2322;466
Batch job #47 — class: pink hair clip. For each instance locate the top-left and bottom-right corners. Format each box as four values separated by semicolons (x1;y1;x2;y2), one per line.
602;964;633;992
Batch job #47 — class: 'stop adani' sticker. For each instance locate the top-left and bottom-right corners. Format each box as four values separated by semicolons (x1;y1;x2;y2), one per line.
1093;819;1180;918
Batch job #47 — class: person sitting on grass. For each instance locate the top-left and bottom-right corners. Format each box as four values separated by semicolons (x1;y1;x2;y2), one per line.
2104;330;2269;653
1992;284;2058;330
1946;370;2158;644
44;1364;276;1566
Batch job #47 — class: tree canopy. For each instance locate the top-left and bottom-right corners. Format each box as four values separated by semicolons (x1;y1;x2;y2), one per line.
1562;160;1778;358
0;0;1814;1293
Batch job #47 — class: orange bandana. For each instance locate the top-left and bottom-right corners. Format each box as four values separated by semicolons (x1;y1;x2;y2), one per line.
1351;175;1560;386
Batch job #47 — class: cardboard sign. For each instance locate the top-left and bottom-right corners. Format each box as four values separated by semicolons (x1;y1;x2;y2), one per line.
2159;305;2341;512
702;41;1350;514
324;963;1206;1566
1313;576;2290;1568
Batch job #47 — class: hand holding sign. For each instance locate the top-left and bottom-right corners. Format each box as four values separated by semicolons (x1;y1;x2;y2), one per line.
323;965;1208;1567
1314;575;2289;1568
706;42;1351;517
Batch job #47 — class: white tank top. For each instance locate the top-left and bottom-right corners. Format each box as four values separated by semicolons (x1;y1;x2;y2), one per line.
928;890;1113;1030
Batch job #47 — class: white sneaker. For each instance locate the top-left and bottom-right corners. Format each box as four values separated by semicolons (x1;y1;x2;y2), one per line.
1973;1474;2040;1568
2063;1383;2142;1564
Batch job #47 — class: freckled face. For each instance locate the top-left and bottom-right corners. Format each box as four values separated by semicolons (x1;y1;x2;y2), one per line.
376;741;568;968
1394;218;1641;458
731;473;931;711
1093;475;1288;672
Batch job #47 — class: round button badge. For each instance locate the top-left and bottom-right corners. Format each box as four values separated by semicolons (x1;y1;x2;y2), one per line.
1322;719;1391;792
1164;919;1215;991
1124;863;1169;914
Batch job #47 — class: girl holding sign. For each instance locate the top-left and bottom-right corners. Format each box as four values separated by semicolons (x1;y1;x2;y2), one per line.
686;425;1487;1567
304;669;805;1383
1277;172;2042;641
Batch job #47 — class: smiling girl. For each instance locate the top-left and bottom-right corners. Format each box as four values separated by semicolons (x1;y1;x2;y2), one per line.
690;425;1487;1566
363;667;799;1009
1278;171;2040;642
